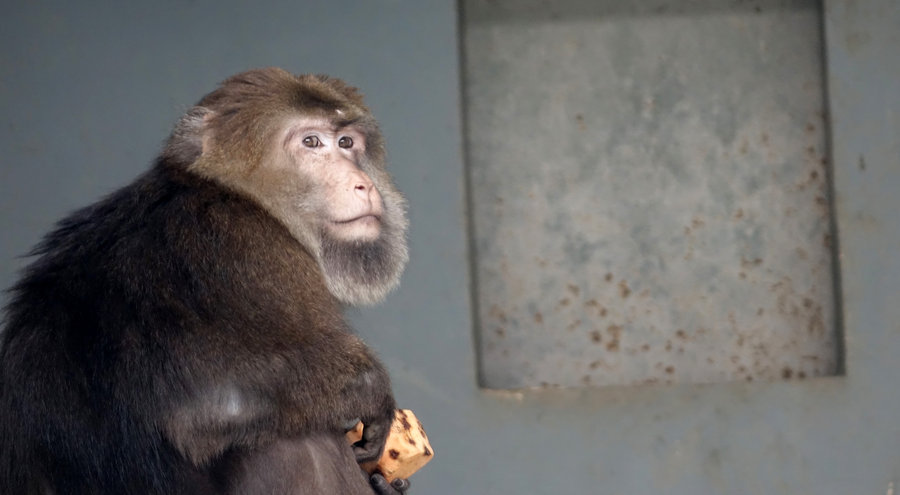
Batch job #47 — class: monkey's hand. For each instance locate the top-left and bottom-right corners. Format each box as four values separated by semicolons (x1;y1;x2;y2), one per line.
339;363;396;463
352;410;392;463
370;473;410;494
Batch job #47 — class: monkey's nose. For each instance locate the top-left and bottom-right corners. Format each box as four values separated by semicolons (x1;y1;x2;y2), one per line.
353;180;375;199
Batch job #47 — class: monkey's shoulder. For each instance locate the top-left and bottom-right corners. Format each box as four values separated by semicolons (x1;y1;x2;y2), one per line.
6;166;328;334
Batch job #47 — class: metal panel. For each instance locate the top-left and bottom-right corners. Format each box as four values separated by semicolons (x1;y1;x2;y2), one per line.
463;0;840;388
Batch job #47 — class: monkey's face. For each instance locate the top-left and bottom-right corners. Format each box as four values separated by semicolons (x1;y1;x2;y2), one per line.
177;69;409;306
238;112;408;307
283;118;385;243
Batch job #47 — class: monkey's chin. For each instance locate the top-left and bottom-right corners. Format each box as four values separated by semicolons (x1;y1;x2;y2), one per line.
326;216;382;242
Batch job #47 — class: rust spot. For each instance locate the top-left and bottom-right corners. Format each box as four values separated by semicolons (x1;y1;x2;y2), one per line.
567;284;580;296
810;170;819;180
575;113;586;131
782;367;793;379
605;273;613;282
757;308;764;316
590;331;602;343
806;123;816;133
734;208;744;220
607;324;622;340
823;233;832;249
566;319;582;331
534;312;543;324
589;360;601;370
581;375;592;385
741;257;763;269
389;449;401;460
665;340;673;352
559;298;571;307
675;329;687;340
739;271;747;279
815;196;827;206
619;281;632;298
798;371;807;379
606;339;620;352
494;327;505;338
665;366;674;374
691;217;705;229
600;307;608;317
641;344;650;352
489;305;508;323
808;305;825;336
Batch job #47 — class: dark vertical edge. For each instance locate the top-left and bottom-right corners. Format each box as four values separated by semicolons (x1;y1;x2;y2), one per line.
819;0;847;377
455;0;489;388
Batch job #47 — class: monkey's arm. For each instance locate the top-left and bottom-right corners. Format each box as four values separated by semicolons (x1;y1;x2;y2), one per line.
130;181;396;465
157;325;396;466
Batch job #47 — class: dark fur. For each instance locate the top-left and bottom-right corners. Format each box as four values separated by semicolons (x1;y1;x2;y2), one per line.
0;69;408;494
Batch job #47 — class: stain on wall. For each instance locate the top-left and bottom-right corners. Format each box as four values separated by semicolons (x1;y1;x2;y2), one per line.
463;0;840;388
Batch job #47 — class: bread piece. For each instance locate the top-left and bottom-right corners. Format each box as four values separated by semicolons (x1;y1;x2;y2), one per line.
349;409;434;481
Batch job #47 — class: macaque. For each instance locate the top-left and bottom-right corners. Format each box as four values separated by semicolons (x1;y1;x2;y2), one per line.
0;68;410;494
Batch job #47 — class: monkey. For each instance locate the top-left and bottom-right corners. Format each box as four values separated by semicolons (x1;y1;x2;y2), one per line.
0;68;412;494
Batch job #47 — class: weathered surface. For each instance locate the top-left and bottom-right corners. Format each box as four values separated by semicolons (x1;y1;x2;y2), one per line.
464;0;839;388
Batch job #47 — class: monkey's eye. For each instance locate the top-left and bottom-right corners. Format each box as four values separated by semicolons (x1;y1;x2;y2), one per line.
302;136;321;148
338;136;354;149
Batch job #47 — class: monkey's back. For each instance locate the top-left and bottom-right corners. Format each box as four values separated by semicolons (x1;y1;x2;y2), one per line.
0;163;341;494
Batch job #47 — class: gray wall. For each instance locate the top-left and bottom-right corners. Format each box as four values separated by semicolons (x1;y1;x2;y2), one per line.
463;0;841;389
2;1;899;494
0;1;467;492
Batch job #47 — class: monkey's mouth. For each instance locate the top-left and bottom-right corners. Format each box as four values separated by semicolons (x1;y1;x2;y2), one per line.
333;214;381;225
328;215;383;241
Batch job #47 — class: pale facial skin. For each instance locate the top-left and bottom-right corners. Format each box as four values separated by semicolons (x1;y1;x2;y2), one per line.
284;118;384;243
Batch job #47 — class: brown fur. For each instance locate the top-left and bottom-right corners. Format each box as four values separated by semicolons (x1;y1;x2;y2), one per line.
0;68;409;494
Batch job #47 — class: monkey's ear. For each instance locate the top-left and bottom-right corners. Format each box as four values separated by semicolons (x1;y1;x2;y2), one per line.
162;106;213;165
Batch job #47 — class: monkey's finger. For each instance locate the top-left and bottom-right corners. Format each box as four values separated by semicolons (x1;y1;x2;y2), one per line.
342;417;362;431
353;442;383;463
370;473;409;494
391;478;411;492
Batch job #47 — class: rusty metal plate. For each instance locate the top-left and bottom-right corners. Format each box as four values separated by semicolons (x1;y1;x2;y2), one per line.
463;0;839;388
